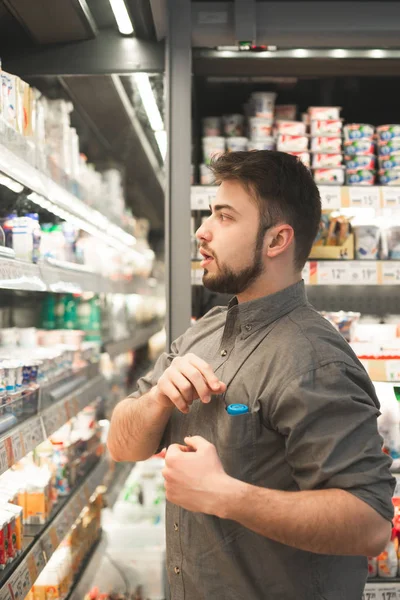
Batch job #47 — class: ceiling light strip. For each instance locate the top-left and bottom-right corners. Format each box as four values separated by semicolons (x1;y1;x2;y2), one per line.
109;0;134;35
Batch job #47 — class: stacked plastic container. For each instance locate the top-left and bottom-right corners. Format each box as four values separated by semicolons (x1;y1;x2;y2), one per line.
307;106;344;185
378;125;400;186
247;92;276;152
343;123;376;186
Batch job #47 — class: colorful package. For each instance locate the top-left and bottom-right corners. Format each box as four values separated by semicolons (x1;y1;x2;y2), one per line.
345;155;376;170
275;121;306;136
310;137;342;153
353;225;380;259
346;169;376;185
313;168;345;185
343;124;375;141
308;106;341;120
380;169;400;185
312;154;343;168
277;135;309;152
380;156;400;169
310;120;342;137
377;124;400;141
379;139;400;156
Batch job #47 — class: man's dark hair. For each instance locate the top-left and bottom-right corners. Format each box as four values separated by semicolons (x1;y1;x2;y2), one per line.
209;150;321;271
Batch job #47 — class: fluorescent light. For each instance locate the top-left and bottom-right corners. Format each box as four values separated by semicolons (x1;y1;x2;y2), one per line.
293;48;309;58
155;130;167;160
331;49;347;58
0;174;24;193
133;73;164;131
370;49;385;58
109;0;134;35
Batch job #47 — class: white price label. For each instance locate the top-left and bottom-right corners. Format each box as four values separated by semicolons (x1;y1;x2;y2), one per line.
364;585;400;600
349;186;380;209
348;262;378;285
8;564;31;600
381;262;400;285
382;187;400;208
31;544;46;574
29;419;44;451
385;360;400;382
10;433;23;463
318;185;342;209
363;591;378;600
317;262;349;285
191;186;216;211
0;444;8;475
0;586;12;600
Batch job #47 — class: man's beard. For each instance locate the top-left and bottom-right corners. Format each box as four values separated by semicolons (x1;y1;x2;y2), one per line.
202;228;265;295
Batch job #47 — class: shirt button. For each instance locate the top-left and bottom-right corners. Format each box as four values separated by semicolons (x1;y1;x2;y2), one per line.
245;324;252;331
174;523;179;531
220;349;227;357
174;566;181;575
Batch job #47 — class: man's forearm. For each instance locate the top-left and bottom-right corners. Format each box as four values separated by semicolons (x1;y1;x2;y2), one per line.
218;478;391;557
107;388;173;462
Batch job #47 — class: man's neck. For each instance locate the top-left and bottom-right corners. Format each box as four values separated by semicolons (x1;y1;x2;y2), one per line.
236;272;302;304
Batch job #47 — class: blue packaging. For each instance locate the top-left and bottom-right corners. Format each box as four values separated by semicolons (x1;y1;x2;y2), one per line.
378;139;400;156
345;156;376;170
226;404;249;415
346;170;376;185
379;169;400;185
380;156;400;169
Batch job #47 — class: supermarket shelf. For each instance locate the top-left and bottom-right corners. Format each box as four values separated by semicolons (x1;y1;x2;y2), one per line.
364;580;400;598
0;372;108;478
103;320;165;358
0;457;110;600
0;142;136;253
191;260;400;287
360;359;400;383
191;185;400;212
0;257;156;295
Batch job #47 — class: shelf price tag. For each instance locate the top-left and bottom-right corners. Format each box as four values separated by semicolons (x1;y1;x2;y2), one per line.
385;361;400;382
8;563;31;600
347;262;378;285
349;186;381;209
318;186;342;210
0;585;13;600
0;443;9;476
317;262;349;285
381;262;400;285
363;585;400;600
382;187;400;208
10;433;23;464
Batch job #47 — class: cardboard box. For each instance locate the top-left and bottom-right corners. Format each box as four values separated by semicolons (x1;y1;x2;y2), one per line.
310;233;354;260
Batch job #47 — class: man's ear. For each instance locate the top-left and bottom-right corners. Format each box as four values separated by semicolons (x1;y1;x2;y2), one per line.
264;224;295;259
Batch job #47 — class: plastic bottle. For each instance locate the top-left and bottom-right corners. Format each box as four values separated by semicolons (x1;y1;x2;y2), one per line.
378;528;399;577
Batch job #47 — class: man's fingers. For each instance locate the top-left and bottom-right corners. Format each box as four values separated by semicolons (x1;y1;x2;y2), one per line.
180;366;212;403
159;380;189;414
184;435;212;452
187;354;226;392
169;370;195;404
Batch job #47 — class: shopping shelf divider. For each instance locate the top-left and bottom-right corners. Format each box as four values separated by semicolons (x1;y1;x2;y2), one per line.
0;457;109;600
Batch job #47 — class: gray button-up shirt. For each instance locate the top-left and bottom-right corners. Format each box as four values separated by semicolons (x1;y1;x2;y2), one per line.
132;281;395;600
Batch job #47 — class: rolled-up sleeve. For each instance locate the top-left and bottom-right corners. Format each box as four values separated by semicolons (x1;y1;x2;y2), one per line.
269;361;396;522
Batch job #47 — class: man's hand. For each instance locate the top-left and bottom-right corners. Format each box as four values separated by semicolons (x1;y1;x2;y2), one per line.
162;436;230;514
153;354;226;414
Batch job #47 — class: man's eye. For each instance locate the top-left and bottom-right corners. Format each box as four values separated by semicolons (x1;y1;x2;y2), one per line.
219;213;230;221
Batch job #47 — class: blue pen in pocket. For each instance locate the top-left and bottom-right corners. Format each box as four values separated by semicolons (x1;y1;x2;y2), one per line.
226;403;249;415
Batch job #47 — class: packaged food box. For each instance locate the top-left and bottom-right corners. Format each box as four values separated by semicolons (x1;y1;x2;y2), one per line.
288;151;310;167
251;92;277;119
377;125;400;141
277;135;309;152
248;138;275;151
200;164;214;185
313;168;345;185
308;106;342;120
312;153;343;168
379;156;400;169
379;169;400;185
226;137;248;152
202;136;226;164
310;120;343;137
345;155;376;170
275;121;306;136
249;117;273;140
310;137;342;153
379;139;400;156
275;105;297;121
223;114;245;137
343;124;375;141
344;139;375;155
346;169;376;185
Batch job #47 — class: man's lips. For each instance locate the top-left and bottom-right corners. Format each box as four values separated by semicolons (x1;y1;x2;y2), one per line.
199;248;215;267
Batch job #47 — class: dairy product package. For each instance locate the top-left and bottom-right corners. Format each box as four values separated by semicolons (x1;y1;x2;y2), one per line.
379;156;400;169
310;120;343;137
380;169;400;185
289;152;310;167
251;92;277;118
226;137;248;152
313;168;345;185
308;106;341;120
346;169;376;185
275;105;297;120
199;164;214;185
382;226;400;259
343;124;374;141
248;138;275;151
379;139;400;156
312;154;343;168
249;117;273;140
202;117;222;137
202;136;225;164
353;224;380;259
310;137;342;153
344;139;375;156
345;155;376;170
223;114;245;137
377;124;400;141
277;135;308;152
275;121;306;136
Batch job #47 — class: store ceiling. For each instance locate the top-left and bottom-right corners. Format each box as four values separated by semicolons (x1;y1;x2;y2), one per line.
0;0;165;236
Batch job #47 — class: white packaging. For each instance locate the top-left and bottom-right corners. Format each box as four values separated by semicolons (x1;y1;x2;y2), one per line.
313;168;345;185
310;137;342;153
251;92;277;118
289;152;310;167
12;217;34;262
248;139;275;151
309;106;342;120
310;120;343;137
276;121;306;136
353;224;380;259
249;117;273;140
223;114;244;137
312;154;343;168
202;116;222;137
202;136;225;164
200;163;214;185
277;135;309;152
226;137;248;152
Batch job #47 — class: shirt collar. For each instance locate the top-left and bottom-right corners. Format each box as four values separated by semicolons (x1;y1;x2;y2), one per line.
226;280;308;339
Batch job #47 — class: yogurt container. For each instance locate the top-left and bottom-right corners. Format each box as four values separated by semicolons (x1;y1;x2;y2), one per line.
379;169;400;186
223;114;245;137
199;164;214;185
309;106;342;120
379;156;400;169
277;135;309;152
226;137;248;152
379;139;400;156
251;92;277;118
275;121;306;136
311;120;343;137
345;155;376;170
312;154;343;168
343;124;375;141
377;125;400;141
353;225;380;259
0;328;18;347
275;105;297;121
248;139;275;151
288;152;310;167
346;169;376;185
313;168;345;185
249;117;273;140
385;226;400;259
310;137;342;153
202;117;222;137
344;140;375;156
202;137;226;164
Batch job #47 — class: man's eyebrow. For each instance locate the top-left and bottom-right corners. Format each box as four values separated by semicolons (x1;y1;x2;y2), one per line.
209;204;241;215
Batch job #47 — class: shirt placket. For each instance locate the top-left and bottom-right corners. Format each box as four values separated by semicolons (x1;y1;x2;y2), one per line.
167;503;185;599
